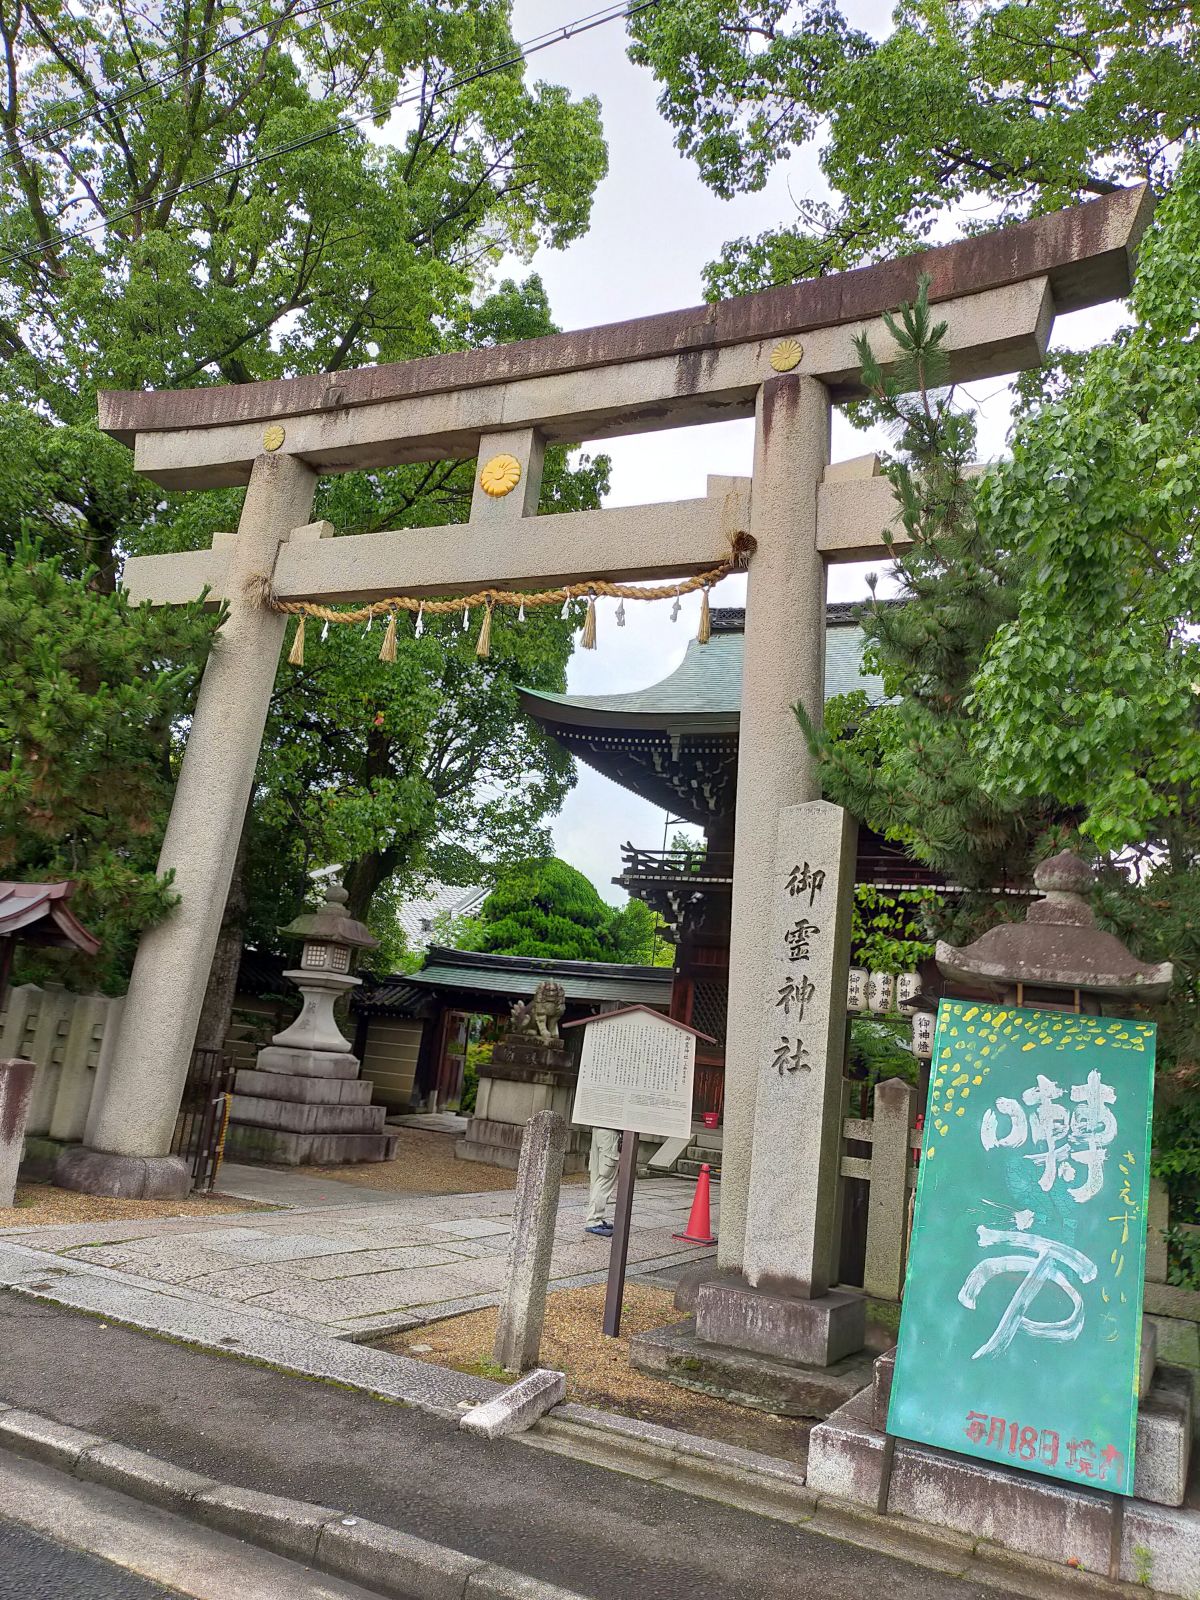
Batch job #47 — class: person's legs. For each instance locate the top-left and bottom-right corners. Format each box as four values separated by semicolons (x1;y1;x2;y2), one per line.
585;1128;620;1230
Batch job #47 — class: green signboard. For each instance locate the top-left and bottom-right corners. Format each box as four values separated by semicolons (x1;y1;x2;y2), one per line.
888;1000;1155;1495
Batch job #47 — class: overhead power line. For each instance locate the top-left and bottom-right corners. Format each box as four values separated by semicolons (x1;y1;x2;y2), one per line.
0;0;661;273
3;0;361;165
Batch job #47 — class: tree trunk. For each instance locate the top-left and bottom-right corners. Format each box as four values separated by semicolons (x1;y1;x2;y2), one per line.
344;844;401;926
194;819;251;1057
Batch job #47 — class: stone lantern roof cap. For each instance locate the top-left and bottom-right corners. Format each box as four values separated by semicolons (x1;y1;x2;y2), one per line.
935;850;1173;1001
279;879;378;951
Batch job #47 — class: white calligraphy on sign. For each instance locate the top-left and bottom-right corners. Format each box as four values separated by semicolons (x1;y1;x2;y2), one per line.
569;1008;697;1138
980;1069;1117;1203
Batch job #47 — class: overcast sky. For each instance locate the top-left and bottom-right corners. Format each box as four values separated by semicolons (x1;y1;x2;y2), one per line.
490;0;1128;901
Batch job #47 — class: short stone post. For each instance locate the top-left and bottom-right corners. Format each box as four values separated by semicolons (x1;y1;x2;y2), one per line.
1146;1177;1170;1285
862;1076;915;1302
493;1110;567;1374
0;1060;36;1206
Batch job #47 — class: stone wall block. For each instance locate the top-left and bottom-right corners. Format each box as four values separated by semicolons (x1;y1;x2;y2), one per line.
84;994;124;1148
49;995;109;1143
25;987;71;1137
0;983;40;1061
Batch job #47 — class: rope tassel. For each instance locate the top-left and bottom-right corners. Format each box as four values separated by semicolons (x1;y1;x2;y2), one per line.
476;601;494;659
697;587;711;645
287;615;306;666
580;594;598;650
378;612;397;663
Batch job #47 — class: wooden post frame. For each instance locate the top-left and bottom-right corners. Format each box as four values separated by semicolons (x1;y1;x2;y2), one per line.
603;1130;640;1339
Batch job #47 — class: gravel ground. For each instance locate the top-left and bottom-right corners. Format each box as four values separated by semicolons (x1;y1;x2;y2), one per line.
380;1281;812;1463
0;1184;265;1230
302;1126;587;1195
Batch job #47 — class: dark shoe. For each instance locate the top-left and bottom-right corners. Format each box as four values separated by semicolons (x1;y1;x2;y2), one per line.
585;1222;613;1237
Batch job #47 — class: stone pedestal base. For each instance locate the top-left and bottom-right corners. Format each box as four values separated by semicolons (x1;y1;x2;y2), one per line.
456;1115;589;1174
629;1317;876;1418
695;1279;866;1367
254;1046;360;1080
457;1037;584;1170
806;1356;1196;1591
868;1342;1185;1499
53;1146;191;1199
228;1042;395;1167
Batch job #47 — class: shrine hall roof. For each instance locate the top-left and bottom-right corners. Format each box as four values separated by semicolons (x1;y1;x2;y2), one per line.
359;946;672;1015
518;603;885;734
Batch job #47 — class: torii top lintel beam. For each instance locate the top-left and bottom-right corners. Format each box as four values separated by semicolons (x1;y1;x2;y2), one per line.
98;185;1149;489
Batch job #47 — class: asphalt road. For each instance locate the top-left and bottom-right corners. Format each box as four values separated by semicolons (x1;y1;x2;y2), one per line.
0;1294;999;1600
0;1517;174;1599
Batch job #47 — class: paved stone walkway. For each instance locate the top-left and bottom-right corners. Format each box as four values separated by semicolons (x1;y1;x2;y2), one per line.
0;1167;716;1340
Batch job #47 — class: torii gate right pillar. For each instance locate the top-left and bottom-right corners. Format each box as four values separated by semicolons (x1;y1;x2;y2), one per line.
701;371;867;1368
718;373;831;1271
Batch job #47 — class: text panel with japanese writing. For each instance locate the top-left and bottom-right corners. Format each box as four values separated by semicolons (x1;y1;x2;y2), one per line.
571;1014;695;1139
888;1000;1155;1495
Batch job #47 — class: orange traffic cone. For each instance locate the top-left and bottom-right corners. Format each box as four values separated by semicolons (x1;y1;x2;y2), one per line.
673;1162;717;1246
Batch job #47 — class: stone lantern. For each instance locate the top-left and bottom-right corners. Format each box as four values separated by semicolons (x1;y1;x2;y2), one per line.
935;849;1173;1015
272;877;378;1053
225;877;398;1166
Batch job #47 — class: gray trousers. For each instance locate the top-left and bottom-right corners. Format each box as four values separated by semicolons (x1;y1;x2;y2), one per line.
586;1127;621;1227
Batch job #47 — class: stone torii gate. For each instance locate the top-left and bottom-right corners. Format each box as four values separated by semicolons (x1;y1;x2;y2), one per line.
61;190;1148;1349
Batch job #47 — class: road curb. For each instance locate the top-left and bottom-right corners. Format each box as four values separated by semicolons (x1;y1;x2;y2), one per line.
525;1409;1148;1600
0;1401;592;1600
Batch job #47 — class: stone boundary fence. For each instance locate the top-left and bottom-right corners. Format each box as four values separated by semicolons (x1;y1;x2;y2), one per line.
839;1074;1193;1319
0;984;122;1149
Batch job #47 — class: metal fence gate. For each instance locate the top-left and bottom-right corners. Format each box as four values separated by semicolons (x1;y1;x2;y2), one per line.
171;1046;236;1191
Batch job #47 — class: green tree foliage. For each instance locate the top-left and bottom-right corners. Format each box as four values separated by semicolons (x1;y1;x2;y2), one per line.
0;0;609;975
0;541;216;990
809;187;1200;1236
471;857;668;963
627;0;1198;293
606;895;675;967
851;884;936;975
799;277;1059;949
969;144;1200;1141
970;148;1200;861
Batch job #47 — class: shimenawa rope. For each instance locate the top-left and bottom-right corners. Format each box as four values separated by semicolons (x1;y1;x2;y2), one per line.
254;532;754;665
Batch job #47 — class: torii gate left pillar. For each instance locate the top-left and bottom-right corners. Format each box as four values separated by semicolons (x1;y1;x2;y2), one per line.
57;190;1148;1338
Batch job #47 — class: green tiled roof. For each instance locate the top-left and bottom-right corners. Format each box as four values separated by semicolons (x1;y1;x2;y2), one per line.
360;947;672;1012
520;604;884;733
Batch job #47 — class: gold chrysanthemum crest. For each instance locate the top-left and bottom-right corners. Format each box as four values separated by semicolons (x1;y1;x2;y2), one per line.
479;453;522;498
262;422;286;451
770;338;804;373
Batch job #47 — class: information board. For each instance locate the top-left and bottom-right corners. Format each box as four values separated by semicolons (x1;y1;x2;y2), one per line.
888;1000;1155;1495
571;1012;695;1138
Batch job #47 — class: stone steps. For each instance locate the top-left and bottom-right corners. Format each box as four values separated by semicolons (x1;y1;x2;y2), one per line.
230;1094;389;1136
637;1124;723;1179
223;1123;398;1166
235;1070;375;1106
675;1156;721;1181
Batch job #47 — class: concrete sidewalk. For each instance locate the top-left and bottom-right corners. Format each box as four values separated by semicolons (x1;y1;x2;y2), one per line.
0;1295;1017;1600
0;1168;715;1339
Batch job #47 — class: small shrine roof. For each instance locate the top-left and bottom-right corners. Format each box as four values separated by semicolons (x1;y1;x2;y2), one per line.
518;603;886;734
0;882;101;954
